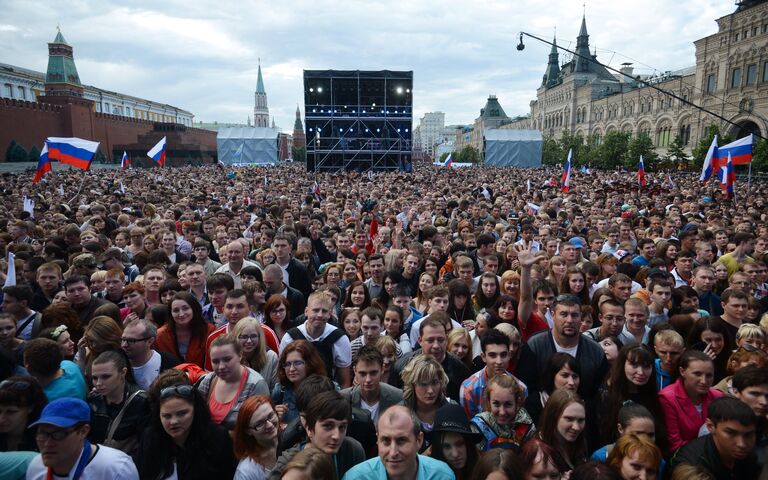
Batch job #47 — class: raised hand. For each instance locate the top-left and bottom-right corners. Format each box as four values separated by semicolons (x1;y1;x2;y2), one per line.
515;244;537;268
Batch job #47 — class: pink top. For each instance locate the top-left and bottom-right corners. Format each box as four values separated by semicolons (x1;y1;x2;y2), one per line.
658;378;723;452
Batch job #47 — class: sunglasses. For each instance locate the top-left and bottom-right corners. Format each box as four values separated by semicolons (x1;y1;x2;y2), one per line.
160;384;195;400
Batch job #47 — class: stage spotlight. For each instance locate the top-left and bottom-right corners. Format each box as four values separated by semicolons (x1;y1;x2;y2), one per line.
317;87;323;92
406;88;410;93
309;88;314;92
372;103;376;107
396;87;403;94
516;33;525;51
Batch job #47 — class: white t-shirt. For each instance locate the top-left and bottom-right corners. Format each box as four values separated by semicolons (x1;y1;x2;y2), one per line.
278;322;351;368
235;458;271;480
26;443;139;480
553;339;578;357
361;398;381;426
131;350;162;390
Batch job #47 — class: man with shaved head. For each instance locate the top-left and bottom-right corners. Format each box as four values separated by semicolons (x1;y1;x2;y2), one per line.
214;240;260;288
342;405;454;479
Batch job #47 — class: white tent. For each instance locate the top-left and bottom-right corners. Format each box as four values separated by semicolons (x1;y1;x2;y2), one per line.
217;127;279;165
484;129;542;167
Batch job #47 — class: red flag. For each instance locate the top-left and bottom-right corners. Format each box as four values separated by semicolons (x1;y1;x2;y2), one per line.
365;217;378;255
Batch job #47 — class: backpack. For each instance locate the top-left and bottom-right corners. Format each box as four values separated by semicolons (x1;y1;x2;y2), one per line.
286;327;345;377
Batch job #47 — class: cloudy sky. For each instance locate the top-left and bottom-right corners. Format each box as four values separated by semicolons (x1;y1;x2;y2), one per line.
0;0;730;131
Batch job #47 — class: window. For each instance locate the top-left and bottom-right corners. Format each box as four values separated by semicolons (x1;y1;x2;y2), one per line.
4;84;12;97
732;68;742;88
17;86;25;100
747;64;757;85
753;27;758;36
735;33;740;41
679;125;691;146
707;74;716;93
764;63;768;82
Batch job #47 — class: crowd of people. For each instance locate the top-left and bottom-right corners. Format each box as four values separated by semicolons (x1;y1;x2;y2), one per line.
0;162;767;479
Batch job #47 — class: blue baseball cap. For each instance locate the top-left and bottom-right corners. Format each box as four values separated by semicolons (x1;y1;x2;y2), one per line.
569;237;586;249
29;398;90;428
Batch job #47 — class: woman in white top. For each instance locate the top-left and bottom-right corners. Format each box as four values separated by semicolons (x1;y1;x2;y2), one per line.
232;396;280;480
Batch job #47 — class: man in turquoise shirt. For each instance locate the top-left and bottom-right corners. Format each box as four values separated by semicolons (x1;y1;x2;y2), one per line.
343;405;454;480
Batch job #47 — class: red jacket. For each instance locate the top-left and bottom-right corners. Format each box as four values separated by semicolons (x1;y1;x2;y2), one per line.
658;378;723;452
155;323;215;370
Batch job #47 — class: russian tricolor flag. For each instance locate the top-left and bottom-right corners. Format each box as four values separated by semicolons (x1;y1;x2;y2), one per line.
120;151;130;170
444;153;453;168
722;152;735;199
700;135;717;182
637;155;646;187
716;134;753;166
46;137;99;171
33;143;51;184
561;148;572;192
147;136;167;166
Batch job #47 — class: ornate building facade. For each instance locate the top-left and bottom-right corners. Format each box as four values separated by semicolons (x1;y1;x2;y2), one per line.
516;1;768;152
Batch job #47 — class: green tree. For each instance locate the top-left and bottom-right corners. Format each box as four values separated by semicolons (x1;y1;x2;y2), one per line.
753;138;768;173
542;135;562;166
27;145;41;163
8;141;27;162
625;132;658;169
558;131;593;167
292;146;306;163
438;152;449;163
691;125;733;168
5;140;17;163
457;145;480;163
664;135;689;169
595;131;630;169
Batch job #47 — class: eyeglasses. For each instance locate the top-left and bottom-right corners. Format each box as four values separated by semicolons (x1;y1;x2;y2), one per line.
283;360;305;370
121;336;151;345
35;428;79;441
238;334;259;342
160;384;195;400
249;411;278;431
0;380;31;391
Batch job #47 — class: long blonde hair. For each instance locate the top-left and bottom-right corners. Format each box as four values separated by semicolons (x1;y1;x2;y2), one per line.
401;354;448;408
232;317;267;371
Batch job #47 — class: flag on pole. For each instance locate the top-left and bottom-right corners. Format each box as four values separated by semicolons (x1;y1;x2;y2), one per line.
722;152;735;199
666;173;676;190
716;134;754;166
365;217;378;255
46;137;99;171
23;196;35;218
147;136;167;166
526;178;531;193
32;143;52;184
637;156;646;187
561;149;572;193
120;151;130;170
4;252;16;287
700;135;718;182
443;153;453;168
